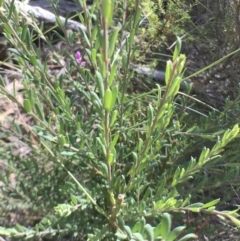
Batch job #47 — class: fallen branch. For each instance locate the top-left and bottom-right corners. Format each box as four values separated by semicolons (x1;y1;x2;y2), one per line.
1;0;86;33
131;64;191;91
27;0;83;17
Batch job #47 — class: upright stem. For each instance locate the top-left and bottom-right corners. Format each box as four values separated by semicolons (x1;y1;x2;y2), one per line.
120;0;141;126
102;12;111;182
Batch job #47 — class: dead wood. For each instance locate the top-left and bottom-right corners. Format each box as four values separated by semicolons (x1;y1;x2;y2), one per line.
131;64;191;91
1;0;87;33
27;0;83;17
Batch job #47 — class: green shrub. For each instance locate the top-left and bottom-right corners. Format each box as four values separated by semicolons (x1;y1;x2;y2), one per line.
0;0;240;240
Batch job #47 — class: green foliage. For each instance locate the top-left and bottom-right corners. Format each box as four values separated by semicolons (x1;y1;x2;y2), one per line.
142;0;193;37
128;0;195;63
0;0;240;240
115;215;197;240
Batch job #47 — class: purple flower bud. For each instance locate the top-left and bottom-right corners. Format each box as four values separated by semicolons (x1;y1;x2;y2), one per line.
75;51;86;67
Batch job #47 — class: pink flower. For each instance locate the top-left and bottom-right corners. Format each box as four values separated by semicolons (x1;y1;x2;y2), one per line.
75;51;86;67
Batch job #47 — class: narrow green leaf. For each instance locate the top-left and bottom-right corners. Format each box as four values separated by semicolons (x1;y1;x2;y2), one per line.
165;60;172;85
159;213;171;239
181;195;191;207
133;6;141;31
109;85;118;110
95;71;104;98
123;225;132;239
109;27;120;58
98;162;108;178
23;99;32;113
179;168;185;179
129;29;136;47
113;175;121;191
132;232;144;241
60;151;77;156
67;29;75;44
143;187;152;200
198;147;210;165
110;132;119;151
97;53;106;78
26;233;35;239
223;208;240;217
173;37;182;61
156;177;166;195
110;110;118;127
15;224;27;232
186;158;197;172
29;54;37;67
91;48;97;64
102;0;113;26
202;199;220;209
137;138;143;152
108;59;118;86
178;233;198;241
52;30;66;42
167;226;186;241
147;104;154;127
132;152;138;164
153;221;162;239
8;0;15;19
171;167;181;186
144;224;154;241
58;134;67;146
228;216;240;227
81;27;90;47
189;207;200;212
0;75;5;87
88;226;109;241
35;59;44;72
2;23;12;36
139;202;146;214
107;152;114;164
132;218;145;234
90;25;98;43
91;91;102;107
55;15;63;28
21;25;28;42
167;76;181;97
157;84;161;105
177;54;186;73
157;103;168;120
8;48;29;61
104;88;113;111
187;203;203;208
206;206;216;212
96;137;106;156
70;194;78;205
115;231;127;239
